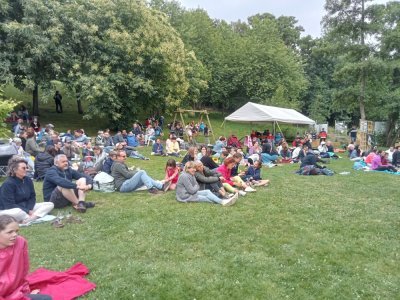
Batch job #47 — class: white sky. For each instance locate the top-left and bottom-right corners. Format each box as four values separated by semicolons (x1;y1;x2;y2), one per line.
178;0;391;38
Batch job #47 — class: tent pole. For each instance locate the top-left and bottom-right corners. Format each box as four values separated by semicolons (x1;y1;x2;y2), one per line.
275;121;285;141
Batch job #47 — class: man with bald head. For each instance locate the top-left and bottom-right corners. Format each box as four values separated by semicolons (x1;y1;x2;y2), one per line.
43;154;94;213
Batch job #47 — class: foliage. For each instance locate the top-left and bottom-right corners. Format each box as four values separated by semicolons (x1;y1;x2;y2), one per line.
0;87;18;136
153;1;307;111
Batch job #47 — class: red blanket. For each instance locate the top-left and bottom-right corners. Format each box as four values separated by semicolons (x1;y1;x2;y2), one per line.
27;262;96;300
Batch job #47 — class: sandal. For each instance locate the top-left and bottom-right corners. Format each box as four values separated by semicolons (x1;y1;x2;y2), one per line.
65;215;84;224
50;218;64;228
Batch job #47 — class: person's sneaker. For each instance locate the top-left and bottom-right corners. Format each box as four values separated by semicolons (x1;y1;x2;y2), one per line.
148;187;163;194
75;202;87;213
244;186;256;192
221;193;238;206
162;181;171;192
238;190;246;196
84;202;95;208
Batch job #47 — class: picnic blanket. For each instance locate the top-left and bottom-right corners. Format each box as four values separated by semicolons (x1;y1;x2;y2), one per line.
27;262;96;300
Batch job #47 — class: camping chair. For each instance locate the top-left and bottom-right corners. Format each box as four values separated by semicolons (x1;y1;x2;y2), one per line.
0;144;18;176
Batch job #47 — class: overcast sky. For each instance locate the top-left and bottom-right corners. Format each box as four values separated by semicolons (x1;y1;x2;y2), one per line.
177;0;390;38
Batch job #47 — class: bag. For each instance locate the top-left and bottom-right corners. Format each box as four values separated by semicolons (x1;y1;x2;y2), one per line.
93;172;115;192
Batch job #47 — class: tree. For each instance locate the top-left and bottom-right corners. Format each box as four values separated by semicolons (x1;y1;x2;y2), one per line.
323;0;387;120
0;87;18;136
0;0;68;116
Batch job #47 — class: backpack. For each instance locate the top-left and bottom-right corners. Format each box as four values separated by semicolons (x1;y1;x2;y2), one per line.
93;172;115;192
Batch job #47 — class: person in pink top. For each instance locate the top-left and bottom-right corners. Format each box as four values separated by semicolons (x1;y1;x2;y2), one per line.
371;150;398;172
0;215;51;300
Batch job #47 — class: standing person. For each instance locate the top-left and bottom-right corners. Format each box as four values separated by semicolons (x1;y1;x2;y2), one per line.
0;158;54;223
0;215;52;300
53;91;63;113
176;161;237;206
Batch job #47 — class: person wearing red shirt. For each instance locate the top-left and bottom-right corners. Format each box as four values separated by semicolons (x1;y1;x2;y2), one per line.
0;215;52;300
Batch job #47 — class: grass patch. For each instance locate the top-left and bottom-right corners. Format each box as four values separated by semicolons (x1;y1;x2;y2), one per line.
22;149;400;299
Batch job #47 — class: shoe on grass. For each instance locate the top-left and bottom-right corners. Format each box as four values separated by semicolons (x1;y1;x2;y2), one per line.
238;190;246;196
244;186;256;192
75;201;87;213
148;187;163;194
84;202;95;208
162;181;171;192
221;193;238;206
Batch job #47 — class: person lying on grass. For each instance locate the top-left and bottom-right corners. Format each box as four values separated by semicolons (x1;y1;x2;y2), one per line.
43;154;95;213
0;158;54;224
176;161;237;206
0;215;52;300
111;150;168;194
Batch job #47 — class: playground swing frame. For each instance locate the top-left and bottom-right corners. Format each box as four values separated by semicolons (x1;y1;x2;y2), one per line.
172;109;215;145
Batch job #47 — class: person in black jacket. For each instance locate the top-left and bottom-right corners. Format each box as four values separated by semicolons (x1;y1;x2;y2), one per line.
34;146;57;180
0;157;53;223
43;154;94;213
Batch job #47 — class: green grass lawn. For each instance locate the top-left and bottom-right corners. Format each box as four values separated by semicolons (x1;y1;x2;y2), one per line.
22;150;399;299
2;89;399;299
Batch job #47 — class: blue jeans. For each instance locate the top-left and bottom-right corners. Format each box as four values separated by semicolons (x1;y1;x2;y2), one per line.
120;170;162;192
261;153;278;164
193;190;222;204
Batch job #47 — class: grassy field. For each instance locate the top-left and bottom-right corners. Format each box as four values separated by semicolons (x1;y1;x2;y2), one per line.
2;91;400;299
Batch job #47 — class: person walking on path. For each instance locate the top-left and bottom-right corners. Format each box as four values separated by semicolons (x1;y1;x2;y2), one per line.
53;91;63;113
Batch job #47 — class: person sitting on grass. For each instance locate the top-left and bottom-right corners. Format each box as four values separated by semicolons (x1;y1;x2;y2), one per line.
34;146;58;181
261;141;279;166
216;157;256;196
166;135;181;157
176;161;237;206
0;215;52;300
348;144;362;161
102;151;117;174
181;146;198;166
242;160;270;187
151;138;165;156
194;161;234;199
164;159;179;191
43;154;94;213
111;150;168;194
279;141;292;163
25;129;41;157
392;145;400;167
200;148;219;170
0;158;54;224
371;150;398;172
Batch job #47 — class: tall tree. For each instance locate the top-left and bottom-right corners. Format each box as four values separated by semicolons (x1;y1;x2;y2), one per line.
322;0;386;120
0;0;67;116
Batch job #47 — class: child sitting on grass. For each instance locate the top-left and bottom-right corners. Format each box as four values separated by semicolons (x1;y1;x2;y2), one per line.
243;160;270;186
164;159;180;191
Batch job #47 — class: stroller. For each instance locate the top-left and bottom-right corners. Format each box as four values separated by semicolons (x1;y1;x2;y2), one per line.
0;144;18;176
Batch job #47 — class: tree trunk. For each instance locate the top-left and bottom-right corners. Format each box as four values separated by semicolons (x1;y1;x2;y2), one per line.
32;83;39;116
77;99;83;114
385;111;399;146
359;0;366;121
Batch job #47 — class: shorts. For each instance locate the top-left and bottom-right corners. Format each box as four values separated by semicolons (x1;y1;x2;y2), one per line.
49;188;78;208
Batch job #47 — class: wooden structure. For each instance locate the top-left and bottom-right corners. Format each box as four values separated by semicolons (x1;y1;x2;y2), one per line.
358;120;374;151
172;109;215;144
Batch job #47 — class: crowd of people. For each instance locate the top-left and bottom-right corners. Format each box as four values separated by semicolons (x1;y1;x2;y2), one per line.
2;111;400;298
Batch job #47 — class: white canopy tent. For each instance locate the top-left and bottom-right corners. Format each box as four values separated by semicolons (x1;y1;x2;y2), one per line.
224;102;315;125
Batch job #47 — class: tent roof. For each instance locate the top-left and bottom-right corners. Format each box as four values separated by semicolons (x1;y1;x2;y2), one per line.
224;102;315;125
